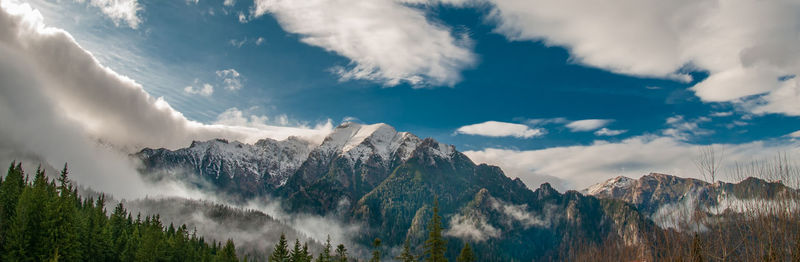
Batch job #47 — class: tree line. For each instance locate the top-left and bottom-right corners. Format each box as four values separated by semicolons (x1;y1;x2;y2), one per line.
0;162;239;262
266;198;475;262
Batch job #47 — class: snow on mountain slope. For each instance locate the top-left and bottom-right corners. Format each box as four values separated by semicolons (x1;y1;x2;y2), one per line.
314;122;424;167
137;136;314;188
583;176;635;196
138;122;460;199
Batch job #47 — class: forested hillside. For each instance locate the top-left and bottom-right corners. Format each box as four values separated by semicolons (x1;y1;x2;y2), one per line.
0;162;239;262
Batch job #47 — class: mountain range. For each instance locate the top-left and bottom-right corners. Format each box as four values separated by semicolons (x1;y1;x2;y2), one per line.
135;122;787;260
584;172;799;229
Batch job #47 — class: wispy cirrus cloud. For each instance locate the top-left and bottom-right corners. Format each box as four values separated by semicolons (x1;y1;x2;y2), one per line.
74;0;142;28
523;117;569;126
455;121;545;139
184;82;214;96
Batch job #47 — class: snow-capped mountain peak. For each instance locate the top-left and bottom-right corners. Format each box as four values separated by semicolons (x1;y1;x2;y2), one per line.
136;136;314;191
584;175;634;196
316;122;422;164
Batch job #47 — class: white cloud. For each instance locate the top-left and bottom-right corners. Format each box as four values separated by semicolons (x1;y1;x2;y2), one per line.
523;117;568;126
0;2;333;197
229;38;247;47
471;0;800;116
662;115;712;141
464;135;800;190
184;83;213;96
74;0;142;28
255;37;265;45
444;214;500;242
455;121;545;139
214;108;302;130
788;130;800;138
237;11;247;23
565;119;612;132
749;77;800;116
489;197;548;228
216;68;243;91
223;0;235;7
594;128;627;136
710;111;734;117
251;0;476;87
186;0;199;5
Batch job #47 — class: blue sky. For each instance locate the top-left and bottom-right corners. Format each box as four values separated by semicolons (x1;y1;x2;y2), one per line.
8;0;800;189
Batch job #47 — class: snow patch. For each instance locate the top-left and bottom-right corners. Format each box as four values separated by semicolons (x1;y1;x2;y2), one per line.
584;176;634;196
432;142;455;160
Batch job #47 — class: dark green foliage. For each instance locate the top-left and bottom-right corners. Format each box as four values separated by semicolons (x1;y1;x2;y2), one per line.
290;239;304;262
395;238;416;262
301;242;313;262
423;199;446;262
6;166;53;261
456;243;474;262
269;233;290;262
216;239;239;262
315;235;332;262
0;162;24;254
0;163;233;262
334;244;347;262
369;238;381;262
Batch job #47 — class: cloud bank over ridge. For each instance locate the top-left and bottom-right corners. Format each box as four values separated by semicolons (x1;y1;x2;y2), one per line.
0;1;331;197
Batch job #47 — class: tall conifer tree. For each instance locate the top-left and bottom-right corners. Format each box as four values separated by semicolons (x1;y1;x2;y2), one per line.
456;243;474;262
424;198;447;262
269;233;290;262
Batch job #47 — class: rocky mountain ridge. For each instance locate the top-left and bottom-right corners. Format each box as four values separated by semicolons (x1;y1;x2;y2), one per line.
583;172;799;219
134;123;674;260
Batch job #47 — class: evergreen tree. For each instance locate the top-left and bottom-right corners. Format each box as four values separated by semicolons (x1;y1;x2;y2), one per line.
396;238;416;262
120;225;140;262
86;196;113;262
290;239;304;262
135;215;168;262
315;235;332;262
216;239;239;262
109;203;130;260
269;233;290;262
334;244;347;262
6;166;51;261
0;162;24;253
456;243;474;262
423;199;447;262
301;242;313;262
47;163;80;261
369;238;382;262
0;161;233;262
